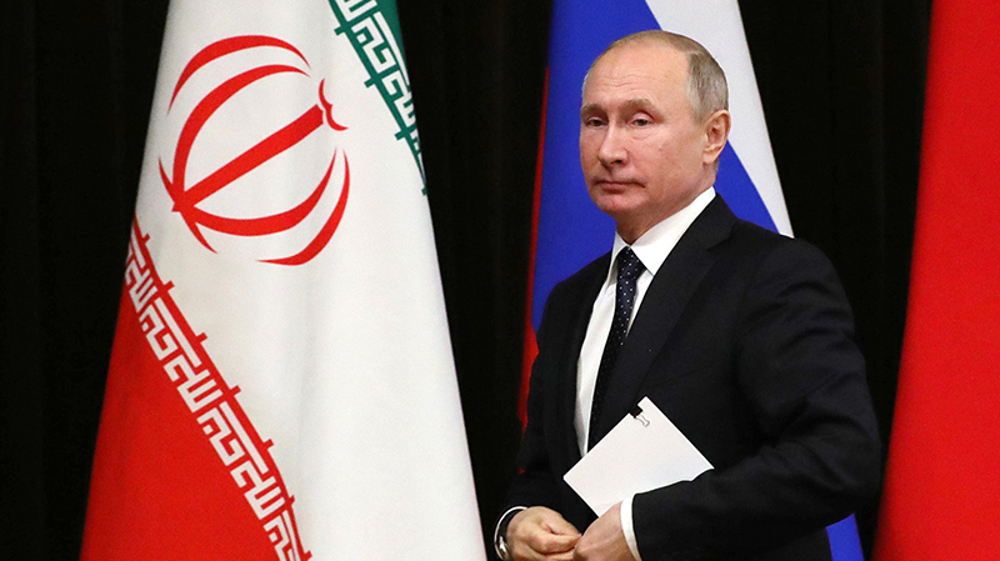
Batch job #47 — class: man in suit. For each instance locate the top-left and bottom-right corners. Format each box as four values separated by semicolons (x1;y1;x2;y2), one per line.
496;31;880;561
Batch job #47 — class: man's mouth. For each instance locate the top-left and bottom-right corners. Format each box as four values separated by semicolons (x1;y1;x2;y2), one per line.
593;179;638;191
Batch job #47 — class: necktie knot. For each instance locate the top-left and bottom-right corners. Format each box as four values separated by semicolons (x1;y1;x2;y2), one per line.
616;247;644;287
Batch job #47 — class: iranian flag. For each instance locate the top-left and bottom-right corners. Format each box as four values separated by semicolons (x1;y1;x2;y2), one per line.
873;1;1000;559
80;1;485;559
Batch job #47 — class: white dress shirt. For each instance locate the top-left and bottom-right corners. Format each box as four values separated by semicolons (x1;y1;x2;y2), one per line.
575;187;715;560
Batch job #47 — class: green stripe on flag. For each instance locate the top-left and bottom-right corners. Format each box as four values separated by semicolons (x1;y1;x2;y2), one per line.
327;0;425;189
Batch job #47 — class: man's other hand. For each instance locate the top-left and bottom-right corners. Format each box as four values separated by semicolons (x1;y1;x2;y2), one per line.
573;503;635;561
507;506;582;560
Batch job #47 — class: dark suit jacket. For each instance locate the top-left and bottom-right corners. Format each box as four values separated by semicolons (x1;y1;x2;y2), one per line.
505;197;880;560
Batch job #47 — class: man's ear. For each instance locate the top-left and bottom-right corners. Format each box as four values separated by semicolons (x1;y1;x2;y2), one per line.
702;109;731;165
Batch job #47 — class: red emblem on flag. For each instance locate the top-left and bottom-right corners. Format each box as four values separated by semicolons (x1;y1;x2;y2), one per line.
159;35;349;266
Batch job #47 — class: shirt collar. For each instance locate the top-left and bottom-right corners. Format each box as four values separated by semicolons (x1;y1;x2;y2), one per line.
608;187;716;281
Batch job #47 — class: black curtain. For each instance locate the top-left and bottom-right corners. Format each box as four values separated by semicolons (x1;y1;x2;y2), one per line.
1;0;929;558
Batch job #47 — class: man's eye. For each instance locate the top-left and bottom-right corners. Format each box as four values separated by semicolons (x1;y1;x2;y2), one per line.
633;118;651;126
584;118;605;127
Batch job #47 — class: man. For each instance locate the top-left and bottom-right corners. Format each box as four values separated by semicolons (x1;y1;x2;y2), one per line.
496;31;880;561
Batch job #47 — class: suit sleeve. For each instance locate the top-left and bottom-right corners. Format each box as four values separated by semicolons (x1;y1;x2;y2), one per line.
632;240;881;559
502;289;564;514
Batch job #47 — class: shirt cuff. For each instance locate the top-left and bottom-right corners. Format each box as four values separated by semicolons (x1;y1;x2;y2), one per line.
620;494;643;561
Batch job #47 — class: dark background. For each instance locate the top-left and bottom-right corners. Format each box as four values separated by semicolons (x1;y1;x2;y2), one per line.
2;0;930;558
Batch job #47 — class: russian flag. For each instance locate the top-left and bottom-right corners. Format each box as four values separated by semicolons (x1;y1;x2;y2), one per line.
521;1;864;559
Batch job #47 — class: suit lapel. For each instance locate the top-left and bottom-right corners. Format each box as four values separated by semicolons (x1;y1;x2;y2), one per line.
593;197;737;441
557;253;609;465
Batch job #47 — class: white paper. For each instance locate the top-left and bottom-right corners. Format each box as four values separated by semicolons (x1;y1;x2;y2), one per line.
564;397;713;515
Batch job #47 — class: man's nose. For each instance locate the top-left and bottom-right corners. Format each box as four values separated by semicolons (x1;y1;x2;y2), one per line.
596;125;627;166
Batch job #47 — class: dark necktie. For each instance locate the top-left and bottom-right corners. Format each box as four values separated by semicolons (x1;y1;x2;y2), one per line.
588;247;645;450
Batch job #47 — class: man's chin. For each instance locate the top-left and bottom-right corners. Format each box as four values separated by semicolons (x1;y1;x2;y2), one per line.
590;193;643;219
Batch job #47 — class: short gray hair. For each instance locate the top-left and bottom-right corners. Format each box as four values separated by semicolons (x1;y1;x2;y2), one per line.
584;30;728;122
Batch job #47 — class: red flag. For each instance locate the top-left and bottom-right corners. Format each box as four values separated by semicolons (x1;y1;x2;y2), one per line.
873;2;1000;559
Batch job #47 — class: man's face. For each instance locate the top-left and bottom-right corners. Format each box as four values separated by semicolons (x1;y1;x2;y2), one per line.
580;41;717;241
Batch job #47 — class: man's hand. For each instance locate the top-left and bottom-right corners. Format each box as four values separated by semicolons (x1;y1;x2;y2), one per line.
573;503;635;561
507;506;581;561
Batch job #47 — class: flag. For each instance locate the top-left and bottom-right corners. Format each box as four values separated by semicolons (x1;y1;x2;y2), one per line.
81;1;485;559
521;1;863;559
873;2;1000;559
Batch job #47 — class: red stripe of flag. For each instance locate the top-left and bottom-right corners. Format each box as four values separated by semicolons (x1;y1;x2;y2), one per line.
520;68;550;428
